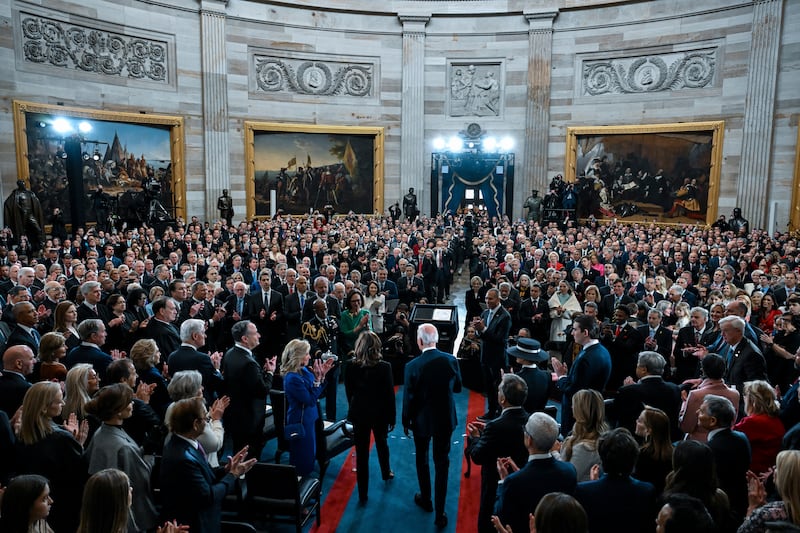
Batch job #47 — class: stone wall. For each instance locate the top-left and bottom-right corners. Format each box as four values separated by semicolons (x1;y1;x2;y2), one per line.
0;0;797;228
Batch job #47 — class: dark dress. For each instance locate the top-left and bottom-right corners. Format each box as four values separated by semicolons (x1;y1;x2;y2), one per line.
633;446;672;494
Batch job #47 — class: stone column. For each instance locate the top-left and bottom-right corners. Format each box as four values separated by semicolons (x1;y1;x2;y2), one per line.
737;0;783;228
199;0;230;221
399;15;429;215
522;10;558;218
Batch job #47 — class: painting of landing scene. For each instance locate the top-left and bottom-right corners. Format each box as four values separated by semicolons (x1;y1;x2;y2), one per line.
13;100;185;228
565;122;724;225
245;122;384;218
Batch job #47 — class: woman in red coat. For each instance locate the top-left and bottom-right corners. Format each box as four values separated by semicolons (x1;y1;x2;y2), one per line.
733;380;785;474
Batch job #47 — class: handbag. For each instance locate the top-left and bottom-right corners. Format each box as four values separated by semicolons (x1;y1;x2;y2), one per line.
284;405;305;441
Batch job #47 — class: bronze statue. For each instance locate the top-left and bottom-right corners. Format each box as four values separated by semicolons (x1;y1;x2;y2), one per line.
523;189;542;223
217;189;233;226
403;187;418;220
4;180;45;252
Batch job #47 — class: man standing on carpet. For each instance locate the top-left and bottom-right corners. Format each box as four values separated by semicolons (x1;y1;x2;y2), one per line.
403;323;462;529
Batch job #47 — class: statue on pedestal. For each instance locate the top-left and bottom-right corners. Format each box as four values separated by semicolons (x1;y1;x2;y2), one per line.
729;207;749;236
4;180;45;252
523;189;542;223
403;187;419;220
217;189;233;226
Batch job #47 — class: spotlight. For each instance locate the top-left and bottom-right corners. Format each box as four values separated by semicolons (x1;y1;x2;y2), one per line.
52;118;73;134
500;137;514;151
78;121;92;133
56;150;67;159
433;138;446;150
482;137;497;151
467;142;475;149
36;121;47;128
447;136;463;152
82;152;91;161
93;150;101;161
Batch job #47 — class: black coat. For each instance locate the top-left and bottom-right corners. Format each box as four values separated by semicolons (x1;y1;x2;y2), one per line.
345;360;395;426
168;345;224;405
221;345;273;437
708;428;752;519
614;376;682;441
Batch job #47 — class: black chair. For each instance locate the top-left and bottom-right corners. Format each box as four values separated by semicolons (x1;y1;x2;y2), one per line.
268;389;291;463
244;462;321;533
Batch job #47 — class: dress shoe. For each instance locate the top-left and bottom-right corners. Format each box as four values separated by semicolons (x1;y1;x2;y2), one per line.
382;470;394;480
476;412;495;422
435;513;448;528
414;493;433;512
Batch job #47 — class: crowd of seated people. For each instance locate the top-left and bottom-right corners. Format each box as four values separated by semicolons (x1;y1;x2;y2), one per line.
0;201;798;531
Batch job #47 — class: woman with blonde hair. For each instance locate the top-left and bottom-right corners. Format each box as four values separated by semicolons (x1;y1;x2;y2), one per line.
559;389;608;481
281;339;335;476
76;469;131;533
17;382;89;532
345;331;396;502
739;450;800;532
63;364;100;421
130;338;170;417
733;380;785;475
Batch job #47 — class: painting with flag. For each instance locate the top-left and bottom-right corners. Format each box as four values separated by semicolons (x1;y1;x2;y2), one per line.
245;122;384;218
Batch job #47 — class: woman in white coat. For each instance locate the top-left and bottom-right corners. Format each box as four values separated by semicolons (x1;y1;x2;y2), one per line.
548;280;582;351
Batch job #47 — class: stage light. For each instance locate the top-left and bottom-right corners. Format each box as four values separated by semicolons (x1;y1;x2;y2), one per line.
52;118;73;134
433;137;446;150
93;150;101;161
447;136;463;152
56;150;67;159
482;137;497;151
36;121;47;128
82;152;91;161
78;121;92;133
500;137;514;151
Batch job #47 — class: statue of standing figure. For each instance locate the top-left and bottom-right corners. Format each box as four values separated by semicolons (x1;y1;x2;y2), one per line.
217;189;234;226
4;179;45;253
523;189;542;223
403;187;419;220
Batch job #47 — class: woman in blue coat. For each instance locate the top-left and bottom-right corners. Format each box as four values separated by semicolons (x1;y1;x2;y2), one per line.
281;339;335;476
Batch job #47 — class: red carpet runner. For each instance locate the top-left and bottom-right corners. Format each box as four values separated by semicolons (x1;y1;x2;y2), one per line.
456;390;486;532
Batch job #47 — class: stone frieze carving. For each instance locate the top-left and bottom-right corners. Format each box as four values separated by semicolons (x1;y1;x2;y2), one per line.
449;63;502;117
582;49;715;95
254;56;373;97
20;14;168;83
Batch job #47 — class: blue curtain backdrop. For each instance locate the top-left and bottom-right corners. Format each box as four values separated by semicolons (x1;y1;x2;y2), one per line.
440;153;507;218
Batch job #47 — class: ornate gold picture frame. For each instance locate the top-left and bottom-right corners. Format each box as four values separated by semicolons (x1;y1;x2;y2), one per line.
13;100;186;227
244;122;384;218
565;121;724;225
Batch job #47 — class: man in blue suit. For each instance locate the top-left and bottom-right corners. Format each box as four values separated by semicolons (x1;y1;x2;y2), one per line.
494;412;577;533
552;314;612;434
64;318;115;381
160;397;256;533
574;428;657;533
403;323;462;529
376;268;399;300
473;288;512;420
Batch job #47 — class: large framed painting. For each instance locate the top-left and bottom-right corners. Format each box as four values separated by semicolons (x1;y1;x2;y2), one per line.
565;121;724;225
244;122;384;218
12;100;185;229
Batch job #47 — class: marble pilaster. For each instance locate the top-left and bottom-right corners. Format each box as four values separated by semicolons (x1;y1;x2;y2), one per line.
523;10;558;213
399;15;429;214
200;0;231;221
737;0;783;228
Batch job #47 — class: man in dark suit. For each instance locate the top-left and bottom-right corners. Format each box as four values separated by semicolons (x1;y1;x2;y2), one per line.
76;281;111;326
397;264;425;306
176;281;226;351
0;345;35;416
472;288;512;420
222;320;276;460
637;308;673;368
466;374;529;533
64;319;115;381
718;315;768;397
599;279;634;321
168;318;224;405
302;276;341;323
575;428;657;533
494;412;577;533
700;394;751;520
672;307;717;383
508;338;550;414
518;284;550;345
402;324;462;529
160;397;256;533
552;314;612;435
3;302;41;356
376;269;399;301
614;351;682;441
244;269;285;362
774;271;798;307
599;305;644;392
146;297;182;362
283;275;310;340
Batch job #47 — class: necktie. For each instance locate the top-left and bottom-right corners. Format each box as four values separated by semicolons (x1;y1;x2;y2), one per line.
289;285;294;294
31;329;40;343
615;297;621;307
650;328;656;338
379;282;384;292
263;292;269;309
300;295;305;309
237;298;243;315
694;330;701;344
615;325;621;336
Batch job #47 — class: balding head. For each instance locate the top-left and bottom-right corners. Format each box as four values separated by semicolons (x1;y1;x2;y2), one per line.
2;344;35;375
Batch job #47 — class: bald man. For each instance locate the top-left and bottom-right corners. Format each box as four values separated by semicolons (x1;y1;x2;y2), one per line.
0;345;35;416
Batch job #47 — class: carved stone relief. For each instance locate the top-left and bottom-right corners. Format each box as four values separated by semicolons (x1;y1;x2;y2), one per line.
582;49;716;96
448;62;502;117
19;12;168;83
253;55;374;97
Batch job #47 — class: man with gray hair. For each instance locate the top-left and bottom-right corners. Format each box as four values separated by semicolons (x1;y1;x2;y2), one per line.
77;280;110;325
167;318;224;405
717;315;767;396
64;318;117;380
698;394;751;519
494;412;577;533
402;324;462;528
614;351;682;440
